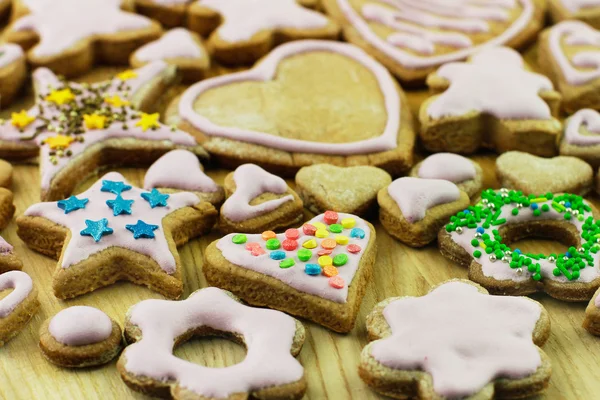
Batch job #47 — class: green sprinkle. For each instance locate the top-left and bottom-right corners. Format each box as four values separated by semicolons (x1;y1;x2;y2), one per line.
266;238;281;250
297;249;312;261
471;239;479;246
541;204;549;212
329;224;343;233
553;268;561;276
564;213;572;220
533;209;541;217
279;258;295;269
473;250;482;258
511;208;519;215
232;234;247;244
333;254;348;266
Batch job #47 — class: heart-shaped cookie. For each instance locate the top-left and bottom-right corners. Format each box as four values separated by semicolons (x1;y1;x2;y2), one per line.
548;0;600;30
204;211;377;332
496;151;593;195
295;164;391;216
174;40;415;176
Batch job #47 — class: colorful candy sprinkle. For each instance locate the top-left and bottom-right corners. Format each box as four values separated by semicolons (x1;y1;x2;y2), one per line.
324;210;339;224
302;239;317;249
297;249;312;261
321;239;337;250
282;239;298;251
245;242;261;251
350;228;365;239
285;228;300;240
329;224;343;233
302;224;317;236
341;218;355;229
262;231;276;241
251;247;266;256
269;251;286;260
265;238;280;250
347;244;361;254
329;275;345;289
305;264;321;275
333;254;348;266
313;222;327;230
279;259;295;269
322;265;339;277
317;249;333;256
318;255;333;266
232;234;247;244
335;235;349;245
315;229;329;238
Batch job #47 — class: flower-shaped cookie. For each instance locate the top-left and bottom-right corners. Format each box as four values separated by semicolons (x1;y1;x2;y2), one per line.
360;280;551;399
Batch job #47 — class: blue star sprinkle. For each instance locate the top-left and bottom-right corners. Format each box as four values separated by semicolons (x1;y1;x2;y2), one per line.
141;188;169;208
126;220;159;239
106;195;134;216
101;180;132;195
57;195;88;214
80;218;113;242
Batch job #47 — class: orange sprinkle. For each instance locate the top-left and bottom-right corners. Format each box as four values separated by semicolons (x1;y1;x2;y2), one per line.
261;231;276;241
322;265;339;277
329;275;345;289
321;238;337;250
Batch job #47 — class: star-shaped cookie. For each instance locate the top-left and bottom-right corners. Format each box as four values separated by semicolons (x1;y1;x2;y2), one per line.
16;171;218;299
6;0;162;77
0;61;207;201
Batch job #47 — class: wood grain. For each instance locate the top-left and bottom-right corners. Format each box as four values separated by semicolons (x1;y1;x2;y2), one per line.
0;51;598;400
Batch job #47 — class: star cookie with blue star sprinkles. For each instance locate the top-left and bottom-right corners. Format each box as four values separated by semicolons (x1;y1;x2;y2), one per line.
0;61;208;201
16;172;218;299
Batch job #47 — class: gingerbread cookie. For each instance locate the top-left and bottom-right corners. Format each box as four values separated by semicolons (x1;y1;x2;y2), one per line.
584;286;600;335
219;164;303;234
5;0;162;77
419;47;562;157
538;21;600;113
295;164;391;216
173;40;415;176
496;151;593;196
39;306;123;368
378;177;469;247
409;153;483;198
549;0;600;29
0;43;27;107
0;236;23;274
130;28;210;82
560;109;600;169
118;287;306;399
322;0;546;84
144;149;224;207
439;188;600;301
0;61;207;201
16;171;218;299
360;280;551;399
204;211;376;332
0;270;39;346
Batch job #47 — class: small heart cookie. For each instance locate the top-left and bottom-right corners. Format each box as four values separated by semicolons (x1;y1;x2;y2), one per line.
549;0;600;29
561;108;600;168
0;236;23;274
496;151;593;195
0;44;27;107
295;164;391;216
0;270;40;346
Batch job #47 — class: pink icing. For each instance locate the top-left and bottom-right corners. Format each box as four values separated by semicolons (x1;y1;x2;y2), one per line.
198;0;328;43
387;177;460;223
216;212;371;303
427;47;554;120
221;164;293;222
13;0;152;58
548;21;600;86
0;270;33;318
0;44;23;69
449;192;600;283
144;149;219;193
336;0;535;69
134;28;205;62
369;281;542;398
178;40;400;155
564;108;600;145
123;287;304;398
24;171;199;274
417;153;476;183
559;0;600;12
0;236;13;255
49;306;113;346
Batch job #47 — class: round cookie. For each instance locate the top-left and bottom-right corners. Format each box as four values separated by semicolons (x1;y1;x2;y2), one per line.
39;306;123;368
409;153;483;198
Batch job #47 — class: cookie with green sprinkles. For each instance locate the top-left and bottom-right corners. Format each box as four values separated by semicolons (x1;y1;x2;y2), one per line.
203;211;377;332
438;188;600;301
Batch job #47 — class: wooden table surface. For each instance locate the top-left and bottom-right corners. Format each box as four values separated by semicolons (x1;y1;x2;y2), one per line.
0;50;598;400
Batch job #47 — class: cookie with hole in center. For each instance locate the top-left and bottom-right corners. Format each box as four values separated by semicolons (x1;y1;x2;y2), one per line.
40;306;123;368
0;270;40;346
439;188;600;301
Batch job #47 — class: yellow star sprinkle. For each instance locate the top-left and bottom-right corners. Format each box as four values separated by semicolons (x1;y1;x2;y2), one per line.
83;114;107;130
135;112;160;132
11;110;35;128
104;95;130;108
116;70;138;81
45;88;75;105
45;135;74;150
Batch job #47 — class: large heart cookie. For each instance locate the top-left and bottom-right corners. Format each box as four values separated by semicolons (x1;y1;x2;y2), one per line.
203;211;376;332
295;164;391;215
322;0;546;84
496;151;593;195
174;40;415;176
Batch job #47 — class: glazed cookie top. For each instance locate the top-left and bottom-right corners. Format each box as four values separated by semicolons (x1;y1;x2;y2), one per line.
221;164;294;222
179;40;401;155
24;171;199;274
417;153;476;183
370;281;542;398
387;177;460;223
49;306;113;346
134;28;206;62
123;287;304;399
547;20;600;86
427;47;554;120
564;108;600;145
0;44;23;68
144;149;219;193
217;211;371;303
334;0;536;69
445;188;600;283
0;270;33;318
198;0;329;43
13;0;152;58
